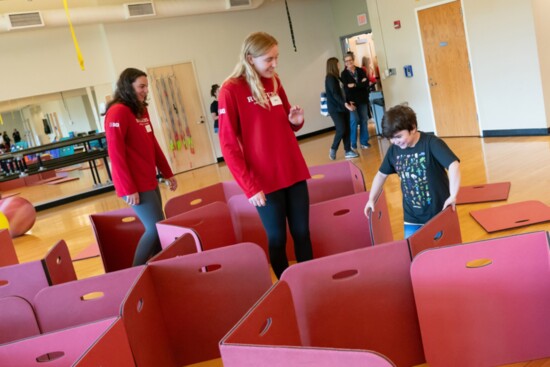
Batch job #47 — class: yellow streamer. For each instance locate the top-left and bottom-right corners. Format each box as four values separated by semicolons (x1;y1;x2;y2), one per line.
0;114;3;125
63;0;85;70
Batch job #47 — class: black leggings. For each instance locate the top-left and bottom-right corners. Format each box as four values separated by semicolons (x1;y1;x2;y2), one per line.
330;110;351;151
256;181;313;279
130;187;165;265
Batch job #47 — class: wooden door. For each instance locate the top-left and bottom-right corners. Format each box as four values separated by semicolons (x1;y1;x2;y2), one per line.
418;1;479;136
148;63;215;173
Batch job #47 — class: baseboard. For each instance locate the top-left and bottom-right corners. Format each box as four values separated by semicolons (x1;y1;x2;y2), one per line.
483;128;550;137
35;184;115;211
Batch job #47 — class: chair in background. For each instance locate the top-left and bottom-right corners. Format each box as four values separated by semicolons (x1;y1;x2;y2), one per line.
89;207;144;272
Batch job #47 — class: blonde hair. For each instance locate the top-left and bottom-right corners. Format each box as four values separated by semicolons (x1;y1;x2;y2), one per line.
226;31;278;109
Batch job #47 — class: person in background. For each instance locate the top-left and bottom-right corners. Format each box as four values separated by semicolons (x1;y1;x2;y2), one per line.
325;57;358;160
104;67;178;265
361;56;377;91
341;52;372;150
218;31;313;279
2;132;11;152
364;105;461;238
12;129;21;144
210;84;220;133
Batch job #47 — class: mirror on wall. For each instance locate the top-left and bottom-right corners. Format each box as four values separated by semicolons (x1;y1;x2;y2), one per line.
0;86;111;150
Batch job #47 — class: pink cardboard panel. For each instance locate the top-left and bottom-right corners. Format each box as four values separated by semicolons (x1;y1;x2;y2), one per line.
147;232;200;263
407;206;462;259
156;223;198;249
0;229;18;267
42;240;77;285
164;181;242;218
411;231;550;367
157;202;236;251
309;191;373;258
123;243;272;367
34;266;142;333
470;200;550;232
89;207;145;272
0;317;121;367
222;241;424;367
0;261;49;301
307;161;365;205
369;190;394;245
456;182;511;204
227;194;296;262
0;296;40;345
221;344;395;367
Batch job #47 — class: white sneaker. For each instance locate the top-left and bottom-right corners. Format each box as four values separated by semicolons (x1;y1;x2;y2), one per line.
345;150;359;159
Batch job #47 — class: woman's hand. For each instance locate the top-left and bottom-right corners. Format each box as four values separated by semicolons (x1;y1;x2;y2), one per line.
288;105;304;126
345;102;356;111
166;177;178;191
249;191;266;207
125;192;140;206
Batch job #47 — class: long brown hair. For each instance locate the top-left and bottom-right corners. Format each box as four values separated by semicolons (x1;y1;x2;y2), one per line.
104;68;148;117
225;32;278;109
326;57;340;78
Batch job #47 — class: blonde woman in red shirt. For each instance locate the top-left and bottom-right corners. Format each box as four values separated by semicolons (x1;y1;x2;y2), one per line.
218;32;313;279
104;68;178;265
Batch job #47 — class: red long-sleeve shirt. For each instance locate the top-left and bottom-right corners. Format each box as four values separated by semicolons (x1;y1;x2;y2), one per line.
218;76;310;198
105;103;173;197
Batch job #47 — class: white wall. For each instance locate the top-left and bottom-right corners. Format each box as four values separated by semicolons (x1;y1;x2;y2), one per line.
532;0;550;127
0;0;341;158
366;0;547;134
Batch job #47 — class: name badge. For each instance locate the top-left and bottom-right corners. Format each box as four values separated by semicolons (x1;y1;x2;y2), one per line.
269;94;282;106
145;124;152;133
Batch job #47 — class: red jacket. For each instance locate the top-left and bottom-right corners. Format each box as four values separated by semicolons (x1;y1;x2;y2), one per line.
105;104;173;197
218;76;310;198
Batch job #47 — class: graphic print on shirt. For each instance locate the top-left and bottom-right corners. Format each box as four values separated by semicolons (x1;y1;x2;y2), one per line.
394;152;431;209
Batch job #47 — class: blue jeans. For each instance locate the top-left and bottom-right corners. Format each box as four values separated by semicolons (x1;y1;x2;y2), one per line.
404;223;423;239
349;103;370;148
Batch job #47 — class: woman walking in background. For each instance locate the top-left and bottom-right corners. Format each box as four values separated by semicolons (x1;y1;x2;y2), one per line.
218;31;313;279
104;67;178;265
325;57;358;160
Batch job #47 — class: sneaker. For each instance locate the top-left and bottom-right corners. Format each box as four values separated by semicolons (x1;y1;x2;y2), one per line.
344;150;359;159
361;143;371;149
329;149;336;160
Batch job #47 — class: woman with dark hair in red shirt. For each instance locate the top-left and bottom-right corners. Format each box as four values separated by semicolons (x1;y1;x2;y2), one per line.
104;67;178;265
218;32;313;279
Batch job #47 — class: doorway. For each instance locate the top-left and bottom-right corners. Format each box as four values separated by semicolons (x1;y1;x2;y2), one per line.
417;0;479;137
148;63;215;174
341;32;382;91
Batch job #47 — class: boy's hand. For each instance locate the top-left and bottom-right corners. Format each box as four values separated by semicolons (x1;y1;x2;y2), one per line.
364;200;374;218
442;196;457;211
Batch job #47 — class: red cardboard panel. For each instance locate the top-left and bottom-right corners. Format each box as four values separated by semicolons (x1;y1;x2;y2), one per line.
0;317;128;367
42;240;77;285
0;296;40;344
309;191;373;258
456;182;511;204
411;231;550;367
164;181;242;218
222;241;425;367
0;228;18;267
34;266;142;333
368;190;394;245
147;232;200;263
307;161;366;204
123;243;272;367
89;207;145;272
157;202;236;251
470;200;550;233
407;206;462;259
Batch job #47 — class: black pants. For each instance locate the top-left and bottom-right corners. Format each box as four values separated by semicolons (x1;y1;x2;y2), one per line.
256;181;313;279
330;110;351;152
130;187;165;265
